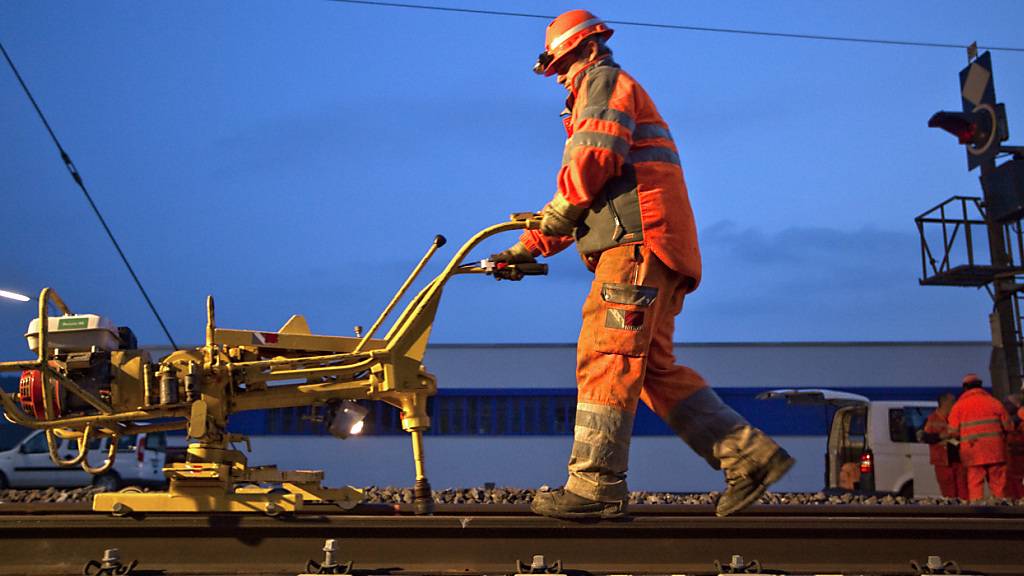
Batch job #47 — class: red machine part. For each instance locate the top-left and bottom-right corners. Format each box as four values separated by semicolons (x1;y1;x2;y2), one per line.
18;369;61;419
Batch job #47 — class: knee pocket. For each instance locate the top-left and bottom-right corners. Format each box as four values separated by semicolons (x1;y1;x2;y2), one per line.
589;282;658;357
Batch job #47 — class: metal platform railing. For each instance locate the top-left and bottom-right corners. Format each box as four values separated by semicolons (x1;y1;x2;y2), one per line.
915;195;1024;286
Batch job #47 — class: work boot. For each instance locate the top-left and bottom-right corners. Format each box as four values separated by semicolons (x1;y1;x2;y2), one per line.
716;447;795;517
530;486;627;520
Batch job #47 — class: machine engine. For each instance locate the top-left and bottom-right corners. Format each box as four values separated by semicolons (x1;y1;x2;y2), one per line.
18;314;148;420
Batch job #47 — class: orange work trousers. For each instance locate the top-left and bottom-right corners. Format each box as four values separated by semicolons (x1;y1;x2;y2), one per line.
933;463;968;499
966;463;1008;501
1006;472;1023;500
576;244;706;415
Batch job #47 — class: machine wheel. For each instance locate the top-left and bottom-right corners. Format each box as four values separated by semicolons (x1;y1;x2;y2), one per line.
898;481;914;498
92;472;122;492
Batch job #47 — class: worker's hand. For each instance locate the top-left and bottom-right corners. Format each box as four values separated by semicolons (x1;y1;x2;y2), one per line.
539;204;577;237
540;207;575;236
539;196;585;237
490;242;536;264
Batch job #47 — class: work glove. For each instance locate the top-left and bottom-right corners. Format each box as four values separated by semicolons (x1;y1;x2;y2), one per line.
490;242;536;264
539;196;585;237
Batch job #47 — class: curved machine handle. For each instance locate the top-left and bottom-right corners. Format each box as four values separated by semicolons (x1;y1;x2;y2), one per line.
46;428;86;468
46;423;119;474
79;425;118;475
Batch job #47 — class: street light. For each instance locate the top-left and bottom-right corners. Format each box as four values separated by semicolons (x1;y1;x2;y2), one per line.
0;289;31;302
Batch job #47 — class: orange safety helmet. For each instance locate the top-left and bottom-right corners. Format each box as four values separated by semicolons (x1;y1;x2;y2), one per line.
533;9;614;76
962;372;983;386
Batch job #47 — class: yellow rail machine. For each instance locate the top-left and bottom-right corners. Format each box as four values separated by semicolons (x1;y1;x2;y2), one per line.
0;215;544;515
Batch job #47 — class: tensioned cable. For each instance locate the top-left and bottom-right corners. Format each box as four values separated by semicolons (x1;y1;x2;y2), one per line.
1;40;179;350
326;0;1024;53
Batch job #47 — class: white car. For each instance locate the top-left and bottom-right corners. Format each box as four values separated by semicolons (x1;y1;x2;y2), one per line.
0;428;167;491
759;389;940;497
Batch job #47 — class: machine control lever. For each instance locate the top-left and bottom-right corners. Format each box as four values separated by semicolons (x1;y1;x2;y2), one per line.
472;260;549;281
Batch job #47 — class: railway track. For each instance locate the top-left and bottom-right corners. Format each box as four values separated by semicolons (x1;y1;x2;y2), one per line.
1;503;1022;576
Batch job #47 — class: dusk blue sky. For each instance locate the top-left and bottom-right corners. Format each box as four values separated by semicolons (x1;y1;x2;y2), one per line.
2;1;1023;359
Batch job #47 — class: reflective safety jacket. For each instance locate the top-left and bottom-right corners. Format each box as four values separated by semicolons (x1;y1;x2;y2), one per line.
923;410;957;467
520;58;701;290
948;388;1012;467
1009;406;1024;477
1008;427;1024;476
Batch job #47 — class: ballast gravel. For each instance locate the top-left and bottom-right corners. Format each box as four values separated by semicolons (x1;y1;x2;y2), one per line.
2;485;1020;506
362;485;1021;507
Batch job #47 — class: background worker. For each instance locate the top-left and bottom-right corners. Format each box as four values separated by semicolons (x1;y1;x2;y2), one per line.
922;392;967;499
1002;393;1024;499
492;9;793;519
948;373;1013;501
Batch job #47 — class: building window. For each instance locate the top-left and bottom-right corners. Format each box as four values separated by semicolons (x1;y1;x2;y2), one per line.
263;394;581;436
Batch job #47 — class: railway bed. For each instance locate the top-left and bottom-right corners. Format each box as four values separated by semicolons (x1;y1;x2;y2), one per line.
1;503;1022;576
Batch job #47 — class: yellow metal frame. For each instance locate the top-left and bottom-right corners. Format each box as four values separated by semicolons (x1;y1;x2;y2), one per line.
0;215;540;514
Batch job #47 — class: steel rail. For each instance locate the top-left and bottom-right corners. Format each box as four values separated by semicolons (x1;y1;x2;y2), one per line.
0;505;1022;575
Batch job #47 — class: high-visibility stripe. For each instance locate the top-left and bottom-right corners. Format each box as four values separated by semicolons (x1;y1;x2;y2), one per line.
568;130;630;158
578;106;636;132
634;123;672;141
963;430;1005;441
960;418;1003;429
574;402;634;443
550;17;604;52
568;401;633;500
630;146;680;165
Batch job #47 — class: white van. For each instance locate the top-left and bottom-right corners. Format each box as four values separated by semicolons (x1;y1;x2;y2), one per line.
0;428;167;491
759;389;940;497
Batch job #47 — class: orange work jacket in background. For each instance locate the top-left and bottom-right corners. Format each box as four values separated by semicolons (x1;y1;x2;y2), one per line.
923;410;957;466
948;388;1012;466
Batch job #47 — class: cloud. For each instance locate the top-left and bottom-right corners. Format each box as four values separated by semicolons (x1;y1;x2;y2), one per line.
687;221;991;341
0;221;992;363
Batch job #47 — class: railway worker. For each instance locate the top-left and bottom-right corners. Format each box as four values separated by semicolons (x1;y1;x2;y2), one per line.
491;9;793;519
1003;393;1024;499
947;374;1013;501
922;392;967;499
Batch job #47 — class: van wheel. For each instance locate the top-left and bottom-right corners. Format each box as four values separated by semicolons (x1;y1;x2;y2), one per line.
0;472;8;490
898;481;914;498
93;472;122;492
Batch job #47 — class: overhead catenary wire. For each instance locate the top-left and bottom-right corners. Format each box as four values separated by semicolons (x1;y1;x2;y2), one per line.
326;0;1024;53
0;40;179;350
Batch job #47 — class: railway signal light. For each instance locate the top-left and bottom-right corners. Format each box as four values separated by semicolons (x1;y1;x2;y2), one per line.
928;107;1001;151
928;51;1009;171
